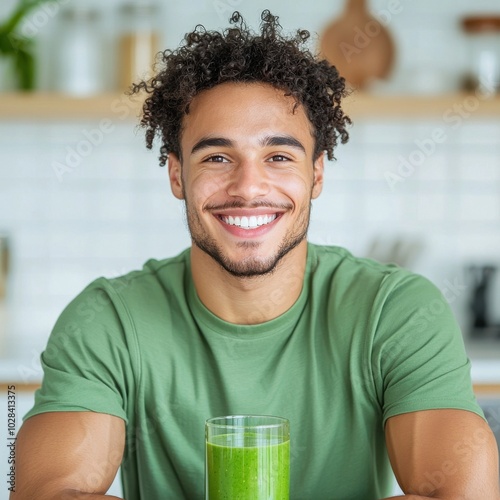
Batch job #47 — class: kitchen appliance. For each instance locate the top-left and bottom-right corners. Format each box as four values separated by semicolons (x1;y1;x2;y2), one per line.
319;0;395;89
477;398;500;464
467;264;500;339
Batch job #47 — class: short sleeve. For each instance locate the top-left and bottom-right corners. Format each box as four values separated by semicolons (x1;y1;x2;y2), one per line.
23;280;135;423
372;272;484;426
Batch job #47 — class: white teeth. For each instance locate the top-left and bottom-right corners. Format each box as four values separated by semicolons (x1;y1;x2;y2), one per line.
222;214;277;229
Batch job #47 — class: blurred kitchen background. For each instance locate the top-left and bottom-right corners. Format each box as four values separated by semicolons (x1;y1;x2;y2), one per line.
1;0;500;496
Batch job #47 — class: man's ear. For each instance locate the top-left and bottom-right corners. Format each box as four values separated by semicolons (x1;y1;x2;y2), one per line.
312;152;324;199
168;153;184;200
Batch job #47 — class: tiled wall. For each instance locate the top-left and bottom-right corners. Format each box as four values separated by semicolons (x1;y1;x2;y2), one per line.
313;117;500;333
1;0;500;356
0;119;189;356
1;114;499;357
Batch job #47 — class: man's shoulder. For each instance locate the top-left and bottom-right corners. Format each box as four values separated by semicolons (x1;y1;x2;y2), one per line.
307;242;431;306
308;242;411;282
309;243;449;320
85;248;191;299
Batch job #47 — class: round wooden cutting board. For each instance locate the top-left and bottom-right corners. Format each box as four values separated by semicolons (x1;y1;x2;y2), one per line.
319;0;395;89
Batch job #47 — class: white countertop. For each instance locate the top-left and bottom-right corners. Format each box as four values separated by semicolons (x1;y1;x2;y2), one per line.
470;360;500;384
465;341;500;384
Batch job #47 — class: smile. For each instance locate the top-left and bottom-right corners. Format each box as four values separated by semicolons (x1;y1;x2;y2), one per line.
219;214;278;230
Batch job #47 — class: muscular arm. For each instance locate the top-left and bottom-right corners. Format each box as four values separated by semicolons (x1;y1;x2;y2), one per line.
10;412;125;500
383;409;500;500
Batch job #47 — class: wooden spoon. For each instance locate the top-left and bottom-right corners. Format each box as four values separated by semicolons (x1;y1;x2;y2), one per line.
319;0;395;89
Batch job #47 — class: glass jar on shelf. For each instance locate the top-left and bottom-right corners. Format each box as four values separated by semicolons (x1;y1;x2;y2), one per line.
118;2;161;91
461;15;500;95
52;6;105;96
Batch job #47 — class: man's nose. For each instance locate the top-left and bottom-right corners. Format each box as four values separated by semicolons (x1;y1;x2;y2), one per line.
226;160;270;201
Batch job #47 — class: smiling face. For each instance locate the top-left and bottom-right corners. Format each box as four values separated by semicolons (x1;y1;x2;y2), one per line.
168;82;324;278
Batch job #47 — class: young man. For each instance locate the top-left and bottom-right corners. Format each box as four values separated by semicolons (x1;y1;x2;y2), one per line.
13;11;499;500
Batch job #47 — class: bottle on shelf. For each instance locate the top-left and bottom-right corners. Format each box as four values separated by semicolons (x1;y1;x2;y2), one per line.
118;2;161;91
461;15;500;95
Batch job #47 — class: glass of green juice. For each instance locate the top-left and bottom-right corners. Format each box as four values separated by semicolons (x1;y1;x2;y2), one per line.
205;415;290;500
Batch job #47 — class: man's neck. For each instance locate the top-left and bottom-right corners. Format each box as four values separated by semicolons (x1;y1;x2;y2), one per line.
190;241;308;325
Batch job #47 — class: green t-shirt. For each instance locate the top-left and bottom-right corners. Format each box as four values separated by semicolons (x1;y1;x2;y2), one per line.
25;243;483;500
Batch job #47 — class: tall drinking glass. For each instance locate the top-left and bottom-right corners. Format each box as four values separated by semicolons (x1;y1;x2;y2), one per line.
205;415;290;500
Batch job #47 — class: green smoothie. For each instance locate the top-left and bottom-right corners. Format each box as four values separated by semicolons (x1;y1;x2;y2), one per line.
206;433;290;500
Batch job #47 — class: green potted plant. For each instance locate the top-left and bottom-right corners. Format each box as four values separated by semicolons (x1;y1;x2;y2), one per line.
0;0;49;91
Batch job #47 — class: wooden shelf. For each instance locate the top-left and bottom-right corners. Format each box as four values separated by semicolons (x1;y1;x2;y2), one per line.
0;382;40;393
344;92;500;119
0;92;144;121
473;384;500;396
0;92;500;120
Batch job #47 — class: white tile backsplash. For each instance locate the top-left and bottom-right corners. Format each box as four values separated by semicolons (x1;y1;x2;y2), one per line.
416;193;449;223
459;194;500;222
456;231;500;263
458;121;500;145
413;153;450;182
458;153;500;182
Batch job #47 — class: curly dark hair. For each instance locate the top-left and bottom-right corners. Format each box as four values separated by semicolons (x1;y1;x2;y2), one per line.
130;10;351;167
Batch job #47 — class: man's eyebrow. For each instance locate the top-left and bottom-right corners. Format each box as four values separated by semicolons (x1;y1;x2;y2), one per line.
190;135;306;155
191;137;234;155
260;135;306;153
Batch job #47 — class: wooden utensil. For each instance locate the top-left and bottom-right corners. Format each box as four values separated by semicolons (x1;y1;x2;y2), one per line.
319;0;395;89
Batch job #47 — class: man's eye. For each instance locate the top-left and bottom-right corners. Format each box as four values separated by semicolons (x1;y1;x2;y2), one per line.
268;155;290;162
205;155;227;163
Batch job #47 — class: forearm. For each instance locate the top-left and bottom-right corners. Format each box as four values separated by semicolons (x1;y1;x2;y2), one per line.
12;492;123;500
60;492;123;500
383;496;435;499
58;493;123;500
